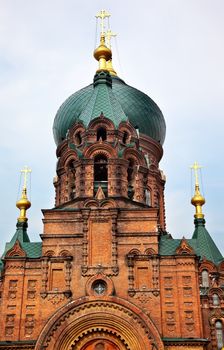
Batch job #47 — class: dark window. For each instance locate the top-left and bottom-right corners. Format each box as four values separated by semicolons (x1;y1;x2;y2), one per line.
74;131;82;145
122;131;129;144
94;155;108;181
127;158;135;199
67;161;76;200
92;280;107;295
97;127;107;141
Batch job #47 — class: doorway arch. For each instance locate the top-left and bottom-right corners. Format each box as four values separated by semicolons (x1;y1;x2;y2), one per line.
35;297;164;350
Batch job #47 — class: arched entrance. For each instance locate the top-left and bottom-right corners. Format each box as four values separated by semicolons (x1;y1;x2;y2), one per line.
35;297;164;350
81;339;120;350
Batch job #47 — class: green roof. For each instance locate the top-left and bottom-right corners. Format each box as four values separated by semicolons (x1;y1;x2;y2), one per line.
2;221;42;259
159;235;199;256
192;218;223;265
159;219;223;266
78;71;127;127
53;73;166;146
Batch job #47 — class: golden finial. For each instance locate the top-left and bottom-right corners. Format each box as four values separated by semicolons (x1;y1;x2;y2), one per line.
16;166;31;222
94;10;112;72
191;161;205;219
106;30;117;76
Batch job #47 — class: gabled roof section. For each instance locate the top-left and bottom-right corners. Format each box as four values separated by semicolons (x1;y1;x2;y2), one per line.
2;221;42;259
159;219;223;266
159;234;198;256
192;218;223;265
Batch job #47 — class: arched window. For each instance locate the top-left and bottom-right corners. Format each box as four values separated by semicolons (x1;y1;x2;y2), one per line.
74;131;82;145
127;158;136;199
202;270;209;287
97;127;107;141
67;160;76;200
145;189;151;206
122;131;129;144
94;154;108;195
213;293;220;306
216;320;224;349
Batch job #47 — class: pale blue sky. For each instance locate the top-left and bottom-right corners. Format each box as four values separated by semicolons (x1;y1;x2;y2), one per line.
0;0;224;254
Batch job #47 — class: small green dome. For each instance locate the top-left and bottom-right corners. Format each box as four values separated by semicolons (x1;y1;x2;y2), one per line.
53;74;166;146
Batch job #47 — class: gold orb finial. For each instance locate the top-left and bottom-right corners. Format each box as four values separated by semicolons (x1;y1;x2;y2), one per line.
16;166;31;222
191;162;205;219
93;34;112;71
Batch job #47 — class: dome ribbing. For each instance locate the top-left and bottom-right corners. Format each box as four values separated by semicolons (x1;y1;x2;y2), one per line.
53;74;166;146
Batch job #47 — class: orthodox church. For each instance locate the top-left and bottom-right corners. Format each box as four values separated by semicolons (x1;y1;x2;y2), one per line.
0;11;223;350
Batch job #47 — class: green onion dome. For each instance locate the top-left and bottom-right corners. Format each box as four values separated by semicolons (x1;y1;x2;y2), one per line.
53;73;166;146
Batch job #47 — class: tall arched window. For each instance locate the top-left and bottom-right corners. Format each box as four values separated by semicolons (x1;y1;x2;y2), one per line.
94;154;108;195
213;293;220;306
67;160;76;200
202;270;209;287
216;320;224;349
122;131;129;144
74;131;82;145
145;189;151;206
127;158;136;199
97;127;107;141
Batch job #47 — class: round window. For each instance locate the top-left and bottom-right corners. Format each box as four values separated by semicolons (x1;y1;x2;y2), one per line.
92;280;107;295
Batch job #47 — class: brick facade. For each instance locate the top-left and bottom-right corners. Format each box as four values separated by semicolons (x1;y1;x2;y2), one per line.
0;70;223;350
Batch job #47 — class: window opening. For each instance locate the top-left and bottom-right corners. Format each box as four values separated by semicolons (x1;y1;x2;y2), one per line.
216;320;224;349
97;127;107;141
94;155;108;195
127;158;135;199
145;189;151;206
122;131;129;144
67;161;76;200
202;270;209;287
213;293;220;306
92;280;107;295
75;131;82;145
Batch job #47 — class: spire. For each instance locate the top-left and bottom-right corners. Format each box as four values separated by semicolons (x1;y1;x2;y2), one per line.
191;161;205;219
16;166;31;222
94;10;115;73
105;29;117;76
190;162;223;264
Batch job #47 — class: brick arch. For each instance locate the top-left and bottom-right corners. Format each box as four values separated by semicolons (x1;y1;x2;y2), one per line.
145;248;156;255
79;335;124;350
57;150;79;170
88;116;115;130
83;199;99;208
123;148;146;167
44;250;55;257
84;143;117;159
68;122;85;139
59;250;70;257
34;297;164;350
128;248;141;256
118;121;138;137
100;199;117;208
218;260;224;272
199;260;217;273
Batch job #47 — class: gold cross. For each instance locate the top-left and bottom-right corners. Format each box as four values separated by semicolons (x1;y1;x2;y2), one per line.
191;161;202;186
21;166;32;190
96;9;111;35
106;29;117;49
